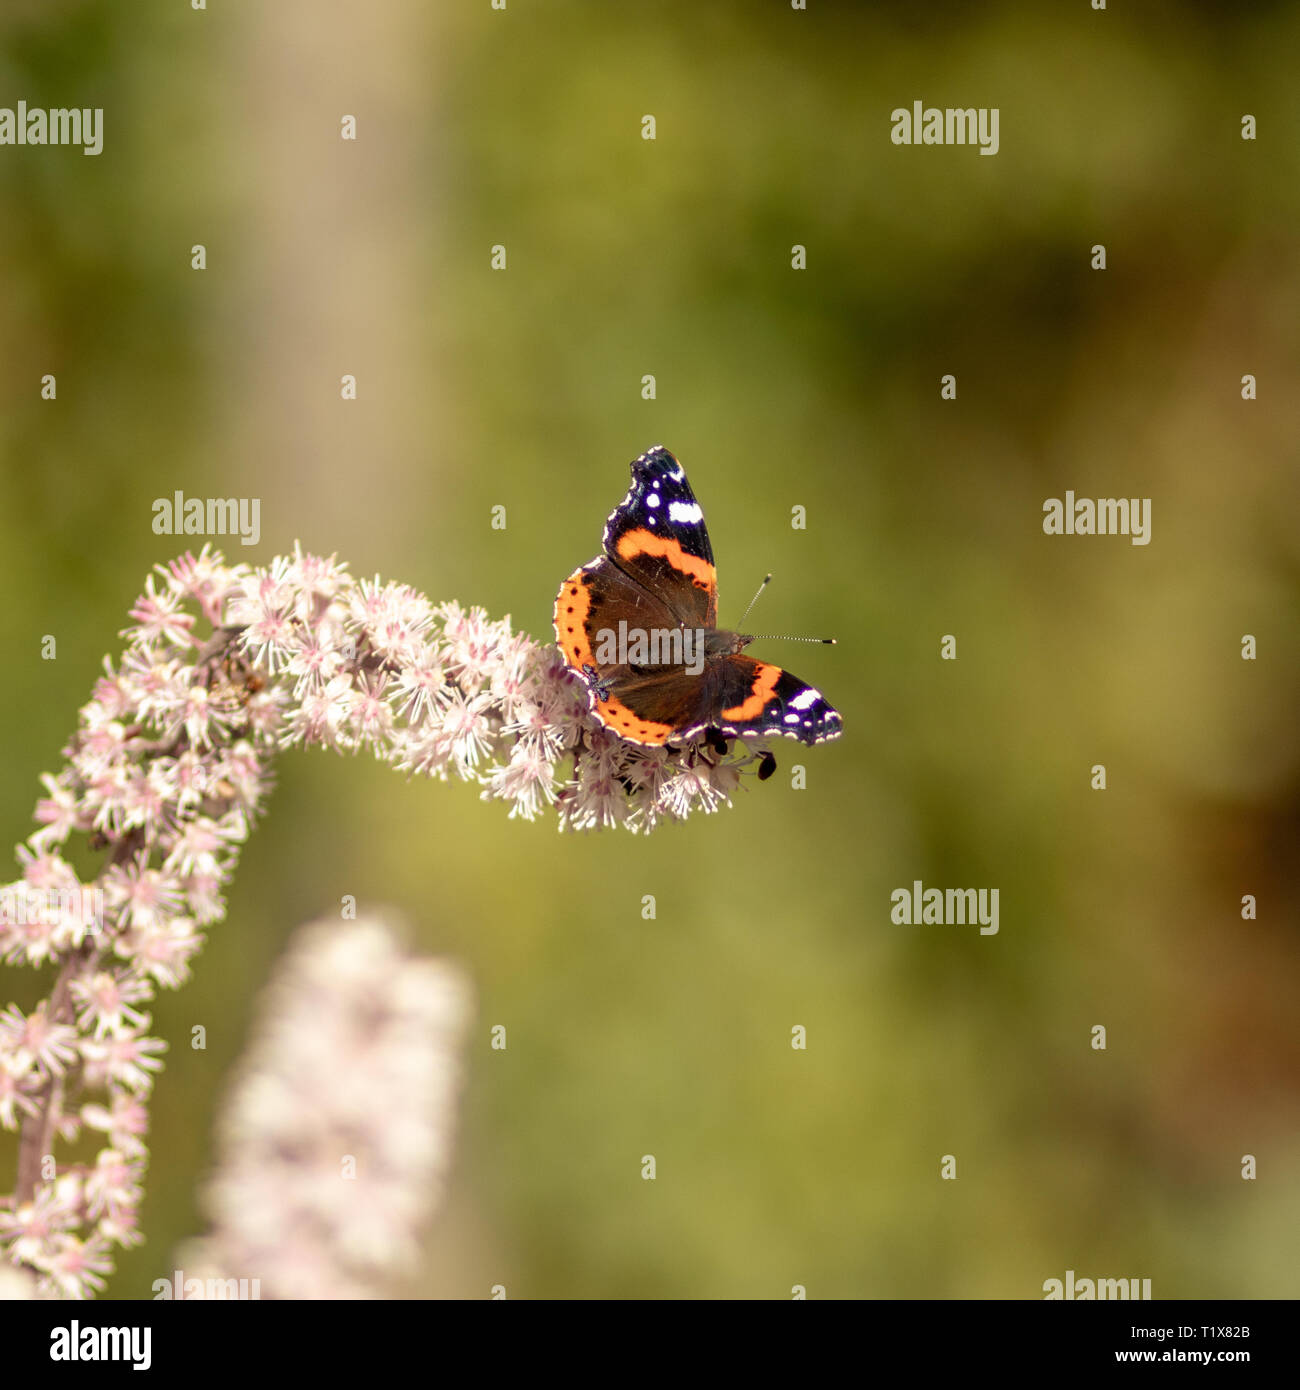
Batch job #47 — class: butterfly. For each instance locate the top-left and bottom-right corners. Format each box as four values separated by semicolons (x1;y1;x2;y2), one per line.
553;447;842;747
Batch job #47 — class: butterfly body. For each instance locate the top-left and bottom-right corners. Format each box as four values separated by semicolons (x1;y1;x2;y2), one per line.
553;447;842;747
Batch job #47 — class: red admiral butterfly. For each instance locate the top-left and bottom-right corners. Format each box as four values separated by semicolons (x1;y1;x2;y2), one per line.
553;446;842;747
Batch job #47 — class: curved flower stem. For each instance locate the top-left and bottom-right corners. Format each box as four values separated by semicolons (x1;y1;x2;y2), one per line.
15;956;86;1205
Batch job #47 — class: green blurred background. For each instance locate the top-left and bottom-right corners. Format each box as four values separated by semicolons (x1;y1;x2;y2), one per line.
2;0;1298;1298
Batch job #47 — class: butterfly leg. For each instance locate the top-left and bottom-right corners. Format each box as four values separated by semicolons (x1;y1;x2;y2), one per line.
580;663;614;704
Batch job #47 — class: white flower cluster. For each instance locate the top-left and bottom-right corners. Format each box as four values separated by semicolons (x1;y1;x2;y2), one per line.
175;916;472;1299
223;546;759;831
1;545;761;1297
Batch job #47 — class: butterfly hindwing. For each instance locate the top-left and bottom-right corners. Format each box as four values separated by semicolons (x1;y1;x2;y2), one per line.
566;654;840;747
702;660;842;744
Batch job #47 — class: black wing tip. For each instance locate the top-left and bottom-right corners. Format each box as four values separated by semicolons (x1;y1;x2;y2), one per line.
631;444;679;475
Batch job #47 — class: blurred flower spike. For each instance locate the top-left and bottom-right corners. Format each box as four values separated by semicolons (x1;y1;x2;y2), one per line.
174;915;472;1300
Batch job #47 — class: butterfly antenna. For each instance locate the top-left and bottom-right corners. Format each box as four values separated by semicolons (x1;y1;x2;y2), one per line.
736;573;772;629
738;574;836;643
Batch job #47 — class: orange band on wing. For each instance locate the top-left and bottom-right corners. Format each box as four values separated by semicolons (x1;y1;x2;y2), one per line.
555;572;677;744
594;693;677;745
554;570;595;672
615;529;715;591
720;662;782;722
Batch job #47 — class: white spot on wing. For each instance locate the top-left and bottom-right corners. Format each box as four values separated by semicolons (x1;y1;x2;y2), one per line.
790;687;821;711
647;492;660;508
668;500;703;524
